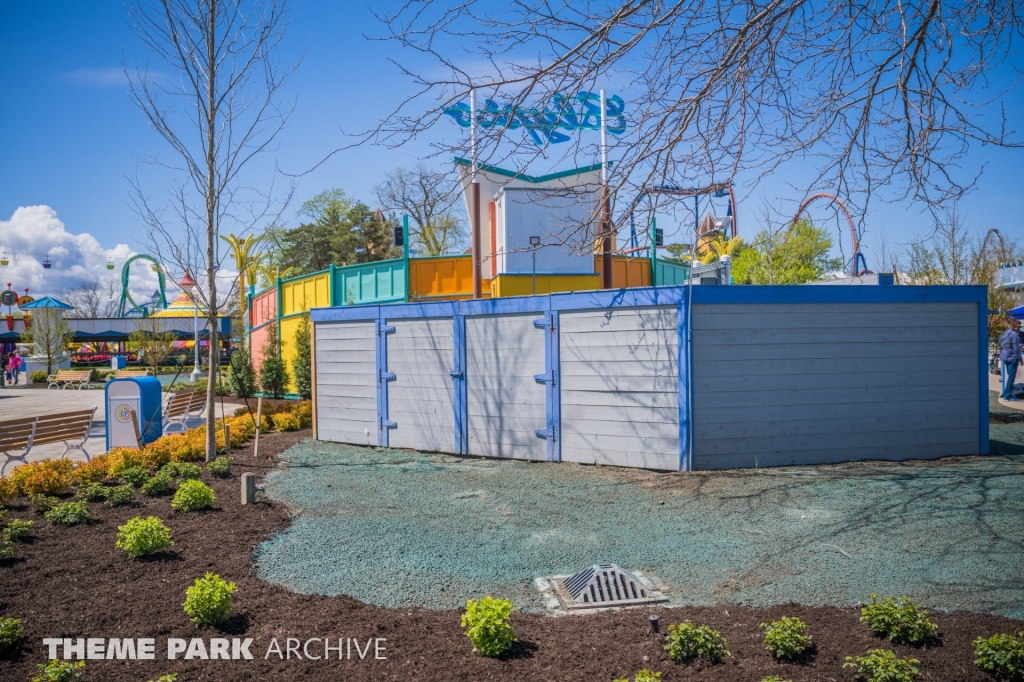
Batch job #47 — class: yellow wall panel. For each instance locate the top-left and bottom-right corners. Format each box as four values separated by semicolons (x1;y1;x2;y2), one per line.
593;255;651;289
281;272;330;316
490;273;600;297
279;314;305;395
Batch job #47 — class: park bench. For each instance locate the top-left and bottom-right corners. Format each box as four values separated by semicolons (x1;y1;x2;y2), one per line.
0;406;98;475
163;390;205;433
46;370;92;390
105;369;151;382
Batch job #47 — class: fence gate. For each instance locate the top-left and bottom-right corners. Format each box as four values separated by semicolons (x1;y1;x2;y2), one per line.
559;306;681;470
385;317;456;452
465;313;548;460
314;320;377;446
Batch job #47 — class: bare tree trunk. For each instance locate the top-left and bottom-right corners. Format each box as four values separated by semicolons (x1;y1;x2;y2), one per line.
205;0;218;462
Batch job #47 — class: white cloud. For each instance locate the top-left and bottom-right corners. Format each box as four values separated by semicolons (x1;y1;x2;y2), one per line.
0;205;159;307
0;206;242;315
59;68;127;88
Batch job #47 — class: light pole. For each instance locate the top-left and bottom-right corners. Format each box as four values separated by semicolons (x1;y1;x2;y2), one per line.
529;236;540;295
179;272;202;383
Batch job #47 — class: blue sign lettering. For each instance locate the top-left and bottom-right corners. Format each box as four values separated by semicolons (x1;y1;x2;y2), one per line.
444;92;626;146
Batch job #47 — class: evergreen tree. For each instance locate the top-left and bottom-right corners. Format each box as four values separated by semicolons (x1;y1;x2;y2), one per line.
292;315;312;400
258;322;290;399
228;337;257;398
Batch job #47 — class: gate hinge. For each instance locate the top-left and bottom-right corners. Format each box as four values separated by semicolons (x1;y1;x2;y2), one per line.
380;371;396;381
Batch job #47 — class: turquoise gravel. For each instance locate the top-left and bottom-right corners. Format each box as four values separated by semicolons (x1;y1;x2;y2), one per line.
255;437;1024;617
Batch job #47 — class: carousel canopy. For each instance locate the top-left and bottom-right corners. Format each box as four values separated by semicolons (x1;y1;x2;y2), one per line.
153;292;207;318
19;296;73;310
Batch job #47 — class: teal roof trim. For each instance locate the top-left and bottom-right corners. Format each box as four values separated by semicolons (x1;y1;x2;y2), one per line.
454;157;608;184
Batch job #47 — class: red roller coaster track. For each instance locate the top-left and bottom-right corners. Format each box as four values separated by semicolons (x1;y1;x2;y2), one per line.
788;192;867;277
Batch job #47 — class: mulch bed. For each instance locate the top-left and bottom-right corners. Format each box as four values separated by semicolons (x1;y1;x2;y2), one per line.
1;428;1020;681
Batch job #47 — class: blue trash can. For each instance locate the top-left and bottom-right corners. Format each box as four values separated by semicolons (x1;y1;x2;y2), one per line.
105;377;163;449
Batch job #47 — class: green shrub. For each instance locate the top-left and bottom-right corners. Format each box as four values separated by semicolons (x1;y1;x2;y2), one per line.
4;519;33;541
141;473;173;496
183;572;237;625
118;466;151;488
172;479;215;512
859;595;938;645
116;516;173;558
105;484;135;508
207;456;232;478
31;660;85;682
0;616;24;653
44;501;91;526
973;631;1024;681
760;678;793;682
460;596;517;657
0;535;15;559
843;649;921;682
29;370;48;384
76;481;106;502
228;338;257;398
161;462;202;480
613;670;662;682
148;675;178;682
761;616;812;659
663;622;729;663
31;494;60;514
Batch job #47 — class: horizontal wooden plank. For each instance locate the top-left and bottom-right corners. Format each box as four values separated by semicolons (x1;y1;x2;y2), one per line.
561;418;679;439
560;376;678;393
561;404;679;424
695;326;978;345
560;306;676;320
467;374;548;391
316;376;376;390
560;361;678;378
561;432;678;456
466;413;545;431
315;324;376;342
316;339;376;354
317;426;377;447
694;440;980;470
693;302;978;315
389;396;455;416
389;377;455;393
694;426;979;456
692;340;979;362
693;355;975;378
695;411;977;440
561;390;677;409
561;447;678;470
695;368;978;393
467;439;546;460
694;385;978;409
314;396;376;413
693;311;976;330
696;396;977;424
561;317;677;335
558;334;677;349
315;349;376;363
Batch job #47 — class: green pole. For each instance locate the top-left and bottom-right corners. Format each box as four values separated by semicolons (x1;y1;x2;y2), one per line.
649;216;657;287
402;214;410;302
329;263;337;307
275;276;283;357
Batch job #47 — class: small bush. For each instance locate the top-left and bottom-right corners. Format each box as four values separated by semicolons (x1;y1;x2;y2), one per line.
11;459;75;497
0;616;24;653
4;519;33;541
271;412;301;432
31;494;60;514
105;485;135;508
141;473;173;496
71;455;111;484
116;516;173;558
461;596;517;657
0;478;16;504
172;479;215;512
29;370;48;384
183;572;236;625
844;649;921;682
76;481;107;502
664;622;730;664
148;675;178;682
118;466;151;488
973;631;1024;681
161;462;202;480
31;660;85;682
106;448;152;478
613;670;662;682
45;501;91;526
291;401;313;428
207;456;231;478
761;616;812;660
860;595;939;645
760;678;792;682
0;535;14;559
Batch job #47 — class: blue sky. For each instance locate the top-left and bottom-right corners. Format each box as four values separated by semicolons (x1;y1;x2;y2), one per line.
2;0;1023;290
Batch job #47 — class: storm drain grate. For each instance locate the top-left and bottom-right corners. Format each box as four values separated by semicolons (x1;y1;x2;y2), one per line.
552;563;667;610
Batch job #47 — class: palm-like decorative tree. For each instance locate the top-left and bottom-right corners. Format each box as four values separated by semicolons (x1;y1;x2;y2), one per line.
699;236;744;264
221;233;263;316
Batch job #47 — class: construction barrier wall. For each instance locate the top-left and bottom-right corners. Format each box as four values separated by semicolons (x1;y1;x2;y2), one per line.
310;284;988;471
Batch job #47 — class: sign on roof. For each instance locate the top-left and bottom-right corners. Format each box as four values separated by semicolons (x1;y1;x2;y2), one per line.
444;92;626;146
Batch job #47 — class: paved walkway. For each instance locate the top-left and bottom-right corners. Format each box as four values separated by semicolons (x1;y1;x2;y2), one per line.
0;386;243;466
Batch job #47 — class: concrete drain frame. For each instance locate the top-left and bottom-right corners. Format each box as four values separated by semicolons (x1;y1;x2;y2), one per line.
536;564;669;614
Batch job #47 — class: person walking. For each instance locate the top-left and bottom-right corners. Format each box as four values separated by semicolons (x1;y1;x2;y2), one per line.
999;316;1024;401
10;352;22;384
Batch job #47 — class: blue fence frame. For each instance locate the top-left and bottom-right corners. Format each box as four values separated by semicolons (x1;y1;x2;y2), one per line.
311;284;990;469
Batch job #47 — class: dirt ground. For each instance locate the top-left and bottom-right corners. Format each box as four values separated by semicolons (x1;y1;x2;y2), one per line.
0;428;1020;681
